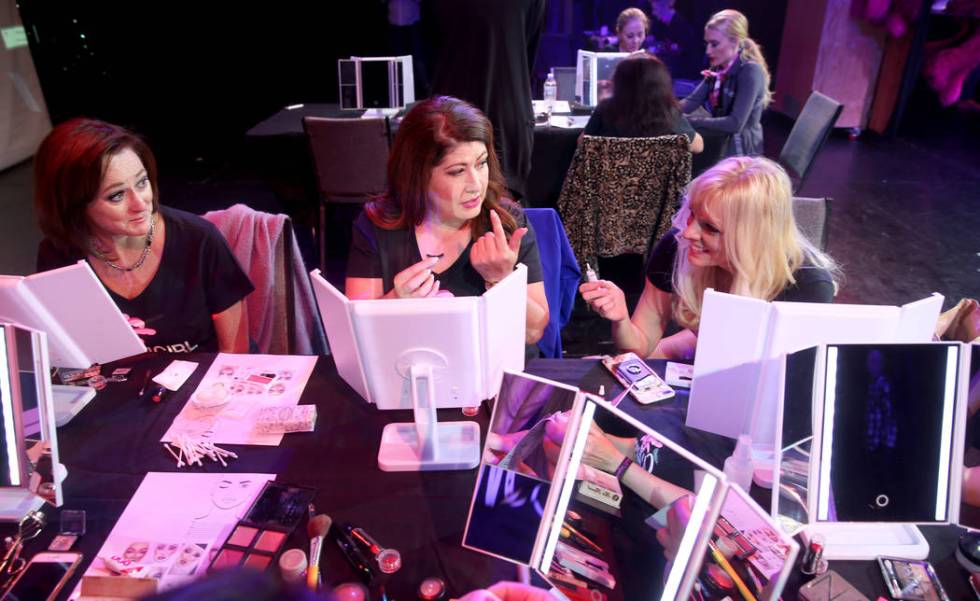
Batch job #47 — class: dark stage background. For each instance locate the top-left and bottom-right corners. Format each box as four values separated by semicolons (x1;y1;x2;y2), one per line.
16;1;786;170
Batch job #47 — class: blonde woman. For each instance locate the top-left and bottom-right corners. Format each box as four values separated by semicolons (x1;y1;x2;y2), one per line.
579;156;837;360
616;7;649;53
681;9;771;157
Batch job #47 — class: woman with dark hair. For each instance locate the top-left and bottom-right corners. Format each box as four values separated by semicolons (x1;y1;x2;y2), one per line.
33;118;254;354
582;53;703;153
346;96;549;344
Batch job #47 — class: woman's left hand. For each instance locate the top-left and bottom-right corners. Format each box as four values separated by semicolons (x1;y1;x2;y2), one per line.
470;209;527;284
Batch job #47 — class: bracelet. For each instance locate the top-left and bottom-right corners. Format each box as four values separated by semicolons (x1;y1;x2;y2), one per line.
613;456;633;480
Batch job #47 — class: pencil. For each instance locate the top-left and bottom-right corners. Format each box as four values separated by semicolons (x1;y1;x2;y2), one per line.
139;370;151;396
562;521;603;554
707;540;757;601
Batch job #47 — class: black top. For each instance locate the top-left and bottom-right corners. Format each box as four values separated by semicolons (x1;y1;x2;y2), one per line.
645;231;835;302
583;99;697;142
346;208;544;297
425;0;546;199
37;206;254;353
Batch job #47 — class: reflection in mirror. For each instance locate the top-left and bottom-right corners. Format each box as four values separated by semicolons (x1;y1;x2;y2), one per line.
465;464;551;565
776;347;817;533
484;372;579;483
542;401;722;601
0;328;28;491
960;344;980;530
463;371;581;565
685;485;799;601
816;344;959;523
0;323;62;518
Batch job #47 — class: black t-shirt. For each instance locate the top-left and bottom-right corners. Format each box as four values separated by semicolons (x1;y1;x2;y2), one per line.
37;206;254;353
645;231;835;302
346;208;544;297
583;99;697;142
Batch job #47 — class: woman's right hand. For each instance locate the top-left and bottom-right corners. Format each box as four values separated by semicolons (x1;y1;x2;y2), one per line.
391;257;443;298
579;280;629;322
582;422;627;474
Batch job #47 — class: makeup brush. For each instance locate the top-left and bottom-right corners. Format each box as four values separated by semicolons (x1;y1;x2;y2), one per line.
306;513;333;591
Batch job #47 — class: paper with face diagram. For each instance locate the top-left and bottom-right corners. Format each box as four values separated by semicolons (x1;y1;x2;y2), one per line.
161;353;317;445
71;472;273;599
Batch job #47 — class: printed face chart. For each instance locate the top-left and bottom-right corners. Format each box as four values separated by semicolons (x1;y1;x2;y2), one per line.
716;488;791;581
71;472;274;598
161;354;317;445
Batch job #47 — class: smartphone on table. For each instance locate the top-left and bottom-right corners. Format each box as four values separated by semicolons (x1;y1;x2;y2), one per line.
603;353;675;404
1;551;83;601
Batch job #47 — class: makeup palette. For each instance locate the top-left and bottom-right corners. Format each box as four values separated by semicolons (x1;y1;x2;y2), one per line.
209;482;316;574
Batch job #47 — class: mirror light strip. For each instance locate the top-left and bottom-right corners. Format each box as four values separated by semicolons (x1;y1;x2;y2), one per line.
817;346;838;521
935;346;958;520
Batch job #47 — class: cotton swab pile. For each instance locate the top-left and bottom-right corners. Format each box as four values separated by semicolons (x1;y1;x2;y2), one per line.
163;434;238;468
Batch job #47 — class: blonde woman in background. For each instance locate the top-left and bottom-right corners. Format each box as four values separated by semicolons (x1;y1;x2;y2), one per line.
681;9;771;157
616;7;649;53
579;156;838;360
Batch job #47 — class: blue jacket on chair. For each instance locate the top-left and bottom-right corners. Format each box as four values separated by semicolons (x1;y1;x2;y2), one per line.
525;208;581;358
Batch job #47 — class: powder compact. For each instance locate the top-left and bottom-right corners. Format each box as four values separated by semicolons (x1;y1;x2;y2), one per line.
209;481;317;573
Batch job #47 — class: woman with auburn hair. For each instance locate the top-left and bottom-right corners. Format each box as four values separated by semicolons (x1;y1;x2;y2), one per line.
579;156;838;360
345;96;549;345
33;118;253;354
681;9;772;158
583;52;703;153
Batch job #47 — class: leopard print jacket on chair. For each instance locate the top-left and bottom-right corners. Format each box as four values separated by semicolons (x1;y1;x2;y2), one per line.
556;135;692;267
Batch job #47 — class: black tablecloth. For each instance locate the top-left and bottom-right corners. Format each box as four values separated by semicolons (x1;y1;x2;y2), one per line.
8;355;973;600
15;353;515;600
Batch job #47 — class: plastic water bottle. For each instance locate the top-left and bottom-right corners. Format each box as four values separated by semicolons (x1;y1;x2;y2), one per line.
543;72;558;116
723;434;754;491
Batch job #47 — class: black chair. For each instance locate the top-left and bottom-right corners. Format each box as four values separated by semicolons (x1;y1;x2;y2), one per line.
691;130;731;178
778;91;843;191
792;196;831;251
302;116;390;271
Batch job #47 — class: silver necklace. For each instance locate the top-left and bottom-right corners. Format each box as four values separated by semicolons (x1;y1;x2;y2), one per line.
90;214;156;272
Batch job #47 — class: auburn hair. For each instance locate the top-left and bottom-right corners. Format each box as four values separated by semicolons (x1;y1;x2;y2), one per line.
34;118;159;251
366;96;518;236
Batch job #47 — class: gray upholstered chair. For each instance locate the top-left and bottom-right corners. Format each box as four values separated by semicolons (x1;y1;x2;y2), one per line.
792;196;831;251
778;91;843;191
552;67;577;102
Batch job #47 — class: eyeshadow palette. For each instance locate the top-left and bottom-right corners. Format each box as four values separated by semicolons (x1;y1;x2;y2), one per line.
209;481;316;574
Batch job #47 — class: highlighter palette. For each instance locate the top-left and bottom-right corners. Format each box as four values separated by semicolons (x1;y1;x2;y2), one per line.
209;481;316;573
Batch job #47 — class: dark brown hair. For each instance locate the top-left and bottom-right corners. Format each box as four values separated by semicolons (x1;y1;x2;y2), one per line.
33;118;160;250
607;53;680;136
366;96;518;236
